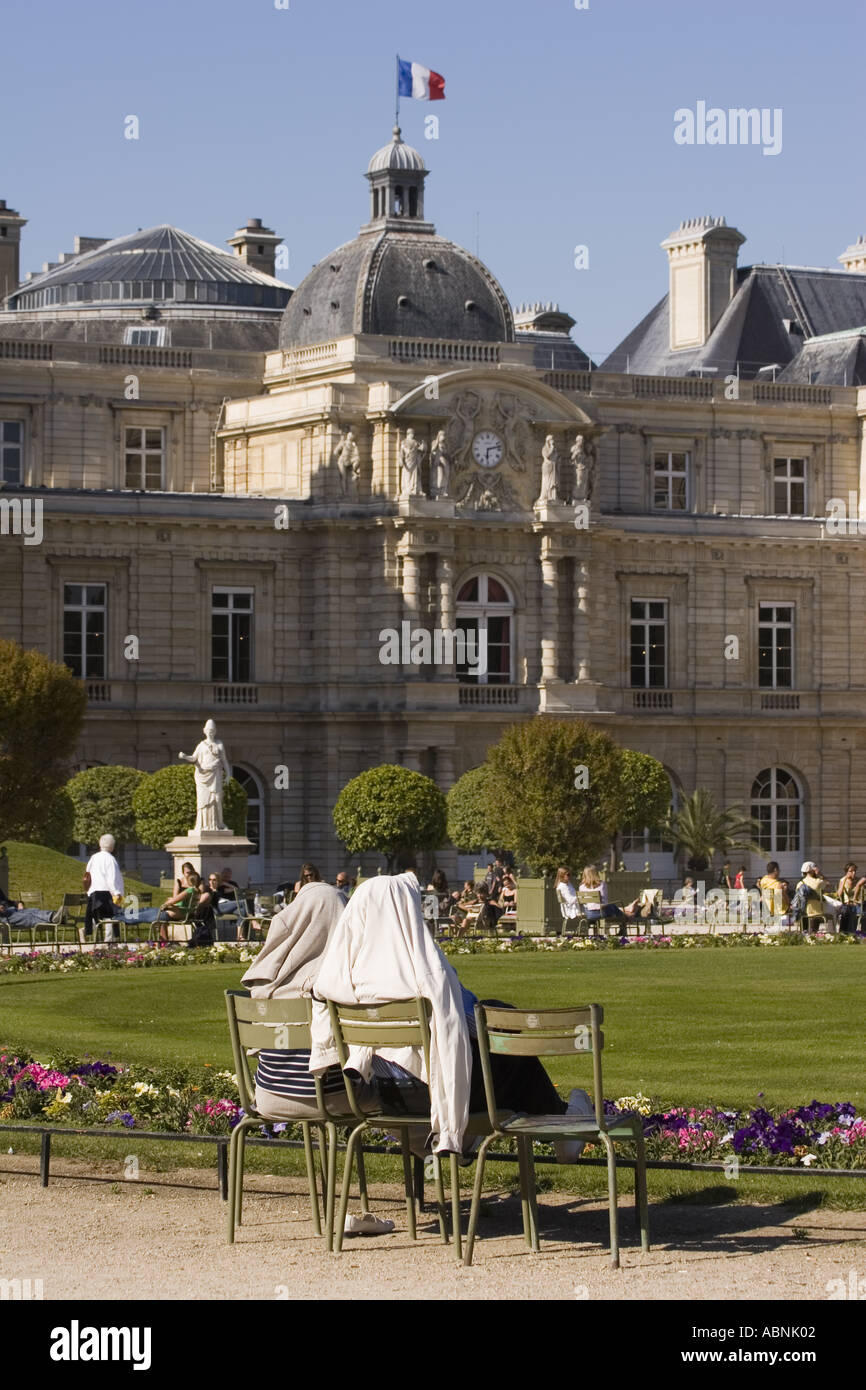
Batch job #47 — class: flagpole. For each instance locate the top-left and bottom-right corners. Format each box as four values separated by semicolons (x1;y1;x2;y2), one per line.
395;53;400;127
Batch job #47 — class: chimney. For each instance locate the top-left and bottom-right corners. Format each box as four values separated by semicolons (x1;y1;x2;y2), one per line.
660;216;746;351
226;217;281;278
838;235;866;273
0;199;27;302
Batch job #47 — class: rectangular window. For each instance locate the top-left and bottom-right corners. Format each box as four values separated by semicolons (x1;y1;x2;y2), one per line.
1;421;22;485
652;451;689;511
630;599;667;688
211;589;254;682
123;326;166;346
124;425;165;490
773;457;806;515
63;583;106;679
758;603;794;688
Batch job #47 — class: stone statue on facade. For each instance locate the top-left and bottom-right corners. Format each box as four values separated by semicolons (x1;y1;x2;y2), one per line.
334;428;360;496
179;719;232;832
399;428;426;497
538;433;559;502
571;433;595;504
430;429;451;498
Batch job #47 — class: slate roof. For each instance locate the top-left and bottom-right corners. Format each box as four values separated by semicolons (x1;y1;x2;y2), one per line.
279;230;514;348
601;264;866;383
8;226;291;312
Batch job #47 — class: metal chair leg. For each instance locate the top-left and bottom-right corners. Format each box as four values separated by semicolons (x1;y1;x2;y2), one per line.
301;1122;321;1236
600;1131;620;1267
463;1134;495;1266
325;1121;339;1252
516;1136;532;1247
356;1142;370;1215
432;1153;449;1242
522;1139;540;1252
226;1121;244;1243
400;1129;417;1240
634;1131;650;1252
449;1151;462;1261
234;1124;247;1228
333;1124;364;1254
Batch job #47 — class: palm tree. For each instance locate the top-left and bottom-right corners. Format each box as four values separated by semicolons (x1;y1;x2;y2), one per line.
664;788;760;875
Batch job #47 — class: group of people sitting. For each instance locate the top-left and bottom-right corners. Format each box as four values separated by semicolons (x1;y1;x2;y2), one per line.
554;865;660;936
446;861;518;935
240;856;591;1234
674;859;865;932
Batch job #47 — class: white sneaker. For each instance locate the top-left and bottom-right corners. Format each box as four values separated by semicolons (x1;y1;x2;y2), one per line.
553;1088;595;1164
343;1213;395;1236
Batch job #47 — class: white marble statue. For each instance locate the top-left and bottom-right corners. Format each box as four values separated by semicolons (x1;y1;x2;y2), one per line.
571;433;595;503
179;719;232;832
538;433;559;502
399;428;426;497
430;429;451;498
334;428;360;496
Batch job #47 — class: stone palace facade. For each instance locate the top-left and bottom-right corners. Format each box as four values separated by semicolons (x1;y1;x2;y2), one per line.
2;136;866;886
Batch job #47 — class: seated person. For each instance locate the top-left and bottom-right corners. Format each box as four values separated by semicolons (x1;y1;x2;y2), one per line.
157;872;200;943
673;876;698;922
450;880;480;934
175;861;195;896
757;861;789;924
499;872;517;912
310;861;584;1160
473;883;500;933
427;868;450;916
796;862;841;930
577;866;627;932
209;872;243;919
0;884;63;934
293;862;322;895
187;879;216;948
621;888;662;925
555;867;580;923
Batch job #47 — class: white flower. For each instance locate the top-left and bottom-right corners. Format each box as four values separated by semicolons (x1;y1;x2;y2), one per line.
167;1087;181;1099
800;1153;818;1166
132;1082;158;1098
816;1131;831;1146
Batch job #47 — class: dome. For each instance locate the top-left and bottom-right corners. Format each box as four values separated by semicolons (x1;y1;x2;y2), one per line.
9;225;291;312
366;126;426;174
278;229;515;348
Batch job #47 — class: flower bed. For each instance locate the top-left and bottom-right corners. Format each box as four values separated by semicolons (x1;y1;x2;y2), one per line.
2;1051;864;1171
1;931;862;977
0;942;256;976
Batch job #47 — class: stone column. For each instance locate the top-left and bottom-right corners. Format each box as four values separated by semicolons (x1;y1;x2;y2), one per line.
574;557;590;682
401;549;421;679
436;746;456;791
437;553;456;679
540;539;559;683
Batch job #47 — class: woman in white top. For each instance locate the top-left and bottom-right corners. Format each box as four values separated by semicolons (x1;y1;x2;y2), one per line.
554;867;580;928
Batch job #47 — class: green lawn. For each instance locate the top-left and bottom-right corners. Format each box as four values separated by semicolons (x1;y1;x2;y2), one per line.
2;949;863;1109
3;950;864;1206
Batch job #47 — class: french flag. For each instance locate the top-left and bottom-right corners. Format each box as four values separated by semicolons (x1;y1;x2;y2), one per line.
398;58;445;101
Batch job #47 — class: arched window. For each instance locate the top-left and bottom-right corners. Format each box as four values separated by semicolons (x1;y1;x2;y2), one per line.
456;574;514;684
232;765;264;878
750;768;803;854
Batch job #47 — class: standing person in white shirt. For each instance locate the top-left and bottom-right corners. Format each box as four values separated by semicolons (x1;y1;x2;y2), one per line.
83;834;124;942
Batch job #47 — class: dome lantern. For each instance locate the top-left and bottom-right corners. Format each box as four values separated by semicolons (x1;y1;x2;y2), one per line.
362;126;433;234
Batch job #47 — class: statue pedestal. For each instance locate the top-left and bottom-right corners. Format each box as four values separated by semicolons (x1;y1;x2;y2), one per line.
397;497;457;518
533;501;574;523
164;831;254;893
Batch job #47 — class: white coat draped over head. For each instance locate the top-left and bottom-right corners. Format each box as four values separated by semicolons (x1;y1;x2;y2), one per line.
240;882;347;999
309;871;472;1154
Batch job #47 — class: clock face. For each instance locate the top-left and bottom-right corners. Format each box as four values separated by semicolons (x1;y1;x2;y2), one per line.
472;430;504;469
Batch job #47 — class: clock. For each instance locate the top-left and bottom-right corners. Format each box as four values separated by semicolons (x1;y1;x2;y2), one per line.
472;430;504;469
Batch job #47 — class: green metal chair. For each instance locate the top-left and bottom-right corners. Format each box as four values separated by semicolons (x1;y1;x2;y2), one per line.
326;996;466;1258
464;1002;650;1269
224;989;367;1251
61;892;90;947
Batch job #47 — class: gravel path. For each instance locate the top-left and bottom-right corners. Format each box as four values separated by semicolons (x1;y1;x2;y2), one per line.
2;1156;864;1301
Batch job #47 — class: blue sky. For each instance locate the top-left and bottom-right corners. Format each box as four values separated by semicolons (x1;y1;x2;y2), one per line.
3;0;860;359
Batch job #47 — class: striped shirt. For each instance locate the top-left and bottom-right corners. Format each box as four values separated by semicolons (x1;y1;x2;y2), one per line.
256;987;481;1097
